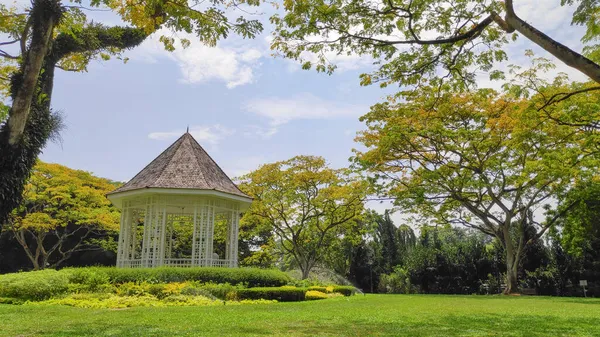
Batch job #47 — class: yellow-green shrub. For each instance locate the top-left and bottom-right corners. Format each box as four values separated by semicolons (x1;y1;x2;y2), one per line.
305;290;328;300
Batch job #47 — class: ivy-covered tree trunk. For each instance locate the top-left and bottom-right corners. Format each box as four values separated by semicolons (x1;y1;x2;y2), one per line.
6;0;62;145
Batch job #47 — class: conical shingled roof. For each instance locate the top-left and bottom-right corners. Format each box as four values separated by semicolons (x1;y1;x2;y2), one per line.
109;132;250;199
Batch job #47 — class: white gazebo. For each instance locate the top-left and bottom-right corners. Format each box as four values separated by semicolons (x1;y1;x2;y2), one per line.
107;132;252;268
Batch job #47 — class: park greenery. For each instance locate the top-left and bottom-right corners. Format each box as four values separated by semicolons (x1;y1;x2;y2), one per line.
6;162;120;270
0;0;599;323
1;295;599;336
238;155;368;279
0;266;356;308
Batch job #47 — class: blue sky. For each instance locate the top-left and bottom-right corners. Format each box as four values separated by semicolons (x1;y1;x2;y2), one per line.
8;0;588;223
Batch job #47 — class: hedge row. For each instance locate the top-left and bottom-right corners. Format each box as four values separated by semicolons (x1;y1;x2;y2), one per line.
236;287;306;302
65;267;291;287
332;286;357;296
0;270;69;301
0;267;357;302
0;267;291;301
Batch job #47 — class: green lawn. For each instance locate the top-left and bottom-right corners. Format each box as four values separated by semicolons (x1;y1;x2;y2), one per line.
1;295;599;336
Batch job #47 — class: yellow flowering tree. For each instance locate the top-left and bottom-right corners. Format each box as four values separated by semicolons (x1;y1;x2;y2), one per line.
6;162;120;270
238;156;368;279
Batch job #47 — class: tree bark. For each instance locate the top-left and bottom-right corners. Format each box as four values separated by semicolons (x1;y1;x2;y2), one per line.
7;0;62;145
502;225;520;294
501;0;600;84
301;266;310;280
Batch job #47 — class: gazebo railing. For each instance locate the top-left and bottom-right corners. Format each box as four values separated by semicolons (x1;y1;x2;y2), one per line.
119;258;236;268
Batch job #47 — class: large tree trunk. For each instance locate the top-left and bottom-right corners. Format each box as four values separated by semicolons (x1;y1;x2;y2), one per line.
7;0;62;145
504;251;519;294
301;266;310;280
502;225;520;294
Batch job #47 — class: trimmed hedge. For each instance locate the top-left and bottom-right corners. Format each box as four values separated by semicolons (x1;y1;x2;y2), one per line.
65;267;291;287
305;290;328;300
0;267;291;301
0;270;69;301
332;286;357;296
307;285;357;296
307;286;328;293
236;287;306;302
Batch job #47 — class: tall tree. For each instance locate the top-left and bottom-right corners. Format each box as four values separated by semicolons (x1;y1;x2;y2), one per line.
238;155;367;279
396;224;416;265
373;210;400;274
0;0;264;229
272;0;600;89
354;85;598;293
4;162;120;270
554;181;600;257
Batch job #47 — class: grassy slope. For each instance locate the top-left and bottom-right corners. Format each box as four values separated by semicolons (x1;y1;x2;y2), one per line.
1;295;599;336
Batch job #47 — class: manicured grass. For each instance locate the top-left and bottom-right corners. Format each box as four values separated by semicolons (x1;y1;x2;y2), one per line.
1;295;599;336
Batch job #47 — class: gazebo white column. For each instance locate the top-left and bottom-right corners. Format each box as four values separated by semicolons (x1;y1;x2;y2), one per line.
226;206;240;267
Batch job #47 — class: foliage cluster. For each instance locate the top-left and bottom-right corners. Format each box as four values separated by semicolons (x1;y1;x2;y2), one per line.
236;287;306;302
304;290;328;300
4;162;121;270
0;269;69;301
370;224;600;297
29;293;277;309
0;267;357;307
0;267;290;301
67;266;291;287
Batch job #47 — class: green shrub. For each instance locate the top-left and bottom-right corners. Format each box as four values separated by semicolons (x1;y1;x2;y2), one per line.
196;282;240;300
0;297;24;305
331;286;357;296
236;287;306;302
307;286;328;293
0;270;69;301
73;267;290;287
378;268;415;294
64;268;110;292
116;282;151;297
305;290;328;300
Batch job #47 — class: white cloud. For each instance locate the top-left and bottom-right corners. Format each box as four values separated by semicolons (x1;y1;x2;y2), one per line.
243;93;367;137
132;31;264;88
148;125;234;148
174;45;262;88
245;93;366;126
242;125;279;140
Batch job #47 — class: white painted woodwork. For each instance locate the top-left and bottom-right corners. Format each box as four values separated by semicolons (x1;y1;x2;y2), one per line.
114;194;244;268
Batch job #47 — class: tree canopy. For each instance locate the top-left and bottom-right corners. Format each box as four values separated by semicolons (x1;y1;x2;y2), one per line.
271;0;600;88
5;161;120;270
353;84;599;293
238;155;368;279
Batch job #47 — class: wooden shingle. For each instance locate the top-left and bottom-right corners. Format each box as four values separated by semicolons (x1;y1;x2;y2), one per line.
109;132;249;198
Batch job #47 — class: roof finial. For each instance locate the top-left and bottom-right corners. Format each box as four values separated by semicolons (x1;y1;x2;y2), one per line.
186;125;189;133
